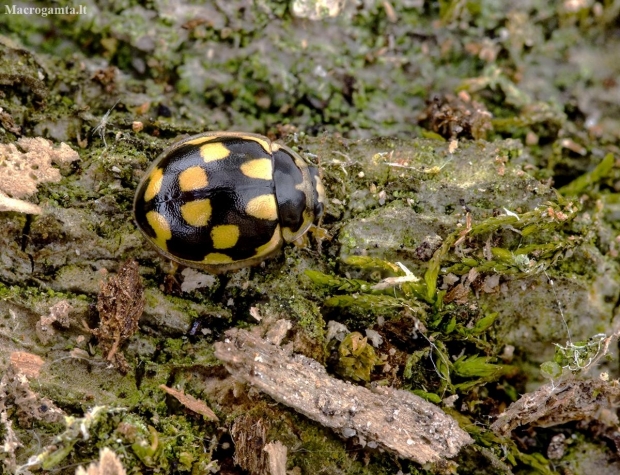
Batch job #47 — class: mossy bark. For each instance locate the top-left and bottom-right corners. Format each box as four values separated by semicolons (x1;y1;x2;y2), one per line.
2;2;620;474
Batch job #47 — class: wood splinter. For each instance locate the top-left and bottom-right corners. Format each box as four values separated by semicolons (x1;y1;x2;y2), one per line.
214;328;473;465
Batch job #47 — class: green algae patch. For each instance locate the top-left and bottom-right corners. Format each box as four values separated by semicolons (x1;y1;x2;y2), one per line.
329;138;557;281
141;287;232;336
0;36;48;107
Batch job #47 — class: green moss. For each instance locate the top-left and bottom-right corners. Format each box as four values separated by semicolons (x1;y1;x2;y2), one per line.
284;413;395;475
335;332;381;382
286;294;325;340
425;201;579;301
559;153;615;197
24;407;220;473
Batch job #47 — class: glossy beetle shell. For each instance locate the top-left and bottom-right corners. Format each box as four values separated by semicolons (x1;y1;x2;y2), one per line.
133;132;325;273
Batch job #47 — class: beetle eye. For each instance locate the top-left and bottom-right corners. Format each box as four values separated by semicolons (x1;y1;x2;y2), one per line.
314;200;324;223
310;170;326;223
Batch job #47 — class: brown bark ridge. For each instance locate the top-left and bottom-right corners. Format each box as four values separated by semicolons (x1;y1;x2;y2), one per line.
214;328;473;464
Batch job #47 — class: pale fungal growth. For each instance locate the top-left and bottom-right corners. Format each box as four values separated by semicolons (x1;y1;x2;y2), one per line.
179;267;217;292
75;447;126;475
291;0;344;19
0;137;79;214
36;300;73;345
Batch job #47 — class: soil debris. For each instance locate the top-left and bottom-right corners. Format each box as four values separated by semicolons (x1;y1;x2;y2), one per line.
89;260;145;374
263;441;287;475
492;331;620;436
231;414;270;475
9;351;45;379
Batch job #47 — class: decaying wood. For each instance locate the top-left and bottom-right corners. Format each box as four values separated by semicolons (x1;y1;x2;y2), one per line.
264;441;287;475
492;331;620;436
75;447;126;475
159;385;219;421
231;414;270;474
214;328;473;465
491;377;620;436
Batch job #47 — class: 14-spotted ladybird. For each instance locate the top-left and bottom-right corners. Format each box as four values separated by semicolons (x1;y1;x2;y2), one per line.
134;131;325;273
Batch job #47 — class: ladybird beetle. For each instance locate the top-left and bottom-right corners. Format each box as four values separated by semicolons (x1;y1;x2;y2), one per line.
133;131;325;273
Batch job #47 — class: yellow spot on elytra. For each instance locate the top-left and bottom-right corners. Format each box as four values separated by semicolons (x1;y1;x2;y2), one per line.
271;143;280;151
144;168;164;202
178;166;208;192
255;225;282;257
180;199;212;227
246;194;278;220
239;135;271;154
185;136;217;146
200;142;230;163
203;253;233;264
240;158;272;180
211;224;240;249
146;211;171;250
